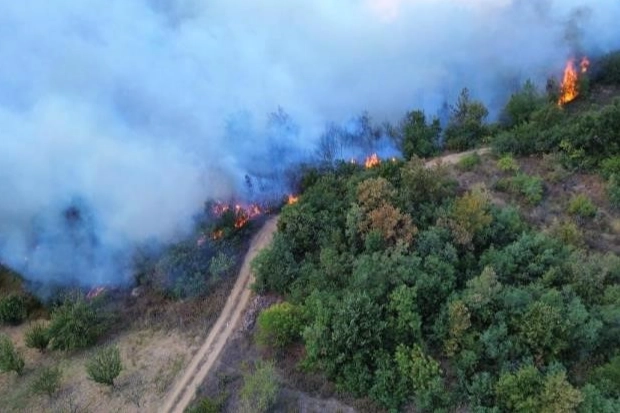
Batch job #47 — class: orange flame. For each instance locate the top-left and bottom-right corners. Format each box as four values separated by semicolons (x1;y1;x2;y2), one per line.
558;57;589;106
211;230;223;240
365;153;381;168
287;194;299;205
212;201;263;230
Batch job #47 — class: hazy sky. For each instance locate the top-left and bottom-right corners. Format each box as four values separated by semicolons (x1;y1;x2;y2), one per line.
1;0;619;286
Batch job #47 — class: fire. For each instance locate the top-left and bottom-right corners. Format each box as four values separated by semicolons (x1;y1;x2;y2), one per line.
211;200;264;231
287;194;299;205
558;57;589;106
365;153;381;168
211;230;223;241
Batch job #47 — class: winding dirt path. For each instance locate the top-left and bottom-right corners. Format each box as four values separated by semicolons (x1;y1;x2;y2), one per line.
160;147;490;413
160;217;279;413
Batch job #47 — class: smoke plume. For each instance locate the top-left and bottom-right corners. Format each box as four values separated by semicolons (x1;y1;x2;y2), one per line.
1;0;619;287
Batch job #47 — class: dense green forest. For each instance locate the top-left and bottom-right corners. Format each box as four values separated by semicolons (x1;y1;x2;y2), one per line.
251;52;620;412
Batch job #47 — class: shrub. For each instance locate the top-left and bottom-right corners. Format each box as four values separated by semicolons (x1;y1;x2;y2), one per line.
0;294;27;325
0;335;25;375
497;155;519;173
548;219;584;247
567;194;597;218
25;323;50;352
48;297;105;351
503;80;546;127
186;397;223;413
600;156;620;178
238;360;279;413
86;345;122;386
256;302;303;350
607;174;620;209
496;173;544;205
457;152;482;171
31;366;62;397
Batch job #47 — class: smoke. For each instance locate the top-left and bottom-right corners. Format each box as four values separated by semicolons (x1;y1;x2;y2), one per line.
1;0;619;287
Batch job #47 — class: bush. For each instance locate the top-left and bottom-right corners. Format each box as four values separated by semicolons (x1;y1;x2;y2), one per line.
48;297;105;351
497;155;519;173
548;219;584;247
0;335;25;375
31;366;62;397
457;152;482;171
86;345;122;386
607;174;620;209
0;294;27;325
567;194;597;218
238;360;279;413
496;173;544;205
186;397;223;413
256;302;303;350
503;80;546;127
25;323;50;352
600;156;620;179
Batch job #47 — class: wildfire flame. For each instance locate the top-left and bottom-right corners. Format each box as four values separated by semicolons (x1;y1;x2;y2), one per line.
210;201;264;237
365;153;381;168
558;57;589;106
287;194;299;205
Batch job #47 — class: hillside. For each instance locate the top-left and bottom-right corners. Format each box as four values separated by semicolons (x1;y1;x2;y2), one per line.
187;56;620;412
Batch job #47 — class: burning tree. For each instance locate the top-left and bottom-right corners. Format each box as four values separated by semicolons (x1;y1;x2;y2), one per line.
558;57;590;106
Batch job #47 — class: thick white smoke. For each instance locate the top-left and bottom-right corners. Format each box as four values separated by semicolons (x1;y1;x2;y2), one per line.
1;0;619;286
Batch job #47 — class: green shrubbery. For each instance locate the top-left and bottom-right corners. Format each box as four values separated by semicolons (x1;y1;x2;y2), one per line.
31;366;62;397
86;345;123;386
238;360;279;413
497;154;519;173
25;323;50;352
256;302;303;351
568;194;598;218
496;173;544;205
48;297;106;351
0;335;25;375
444;88;489;151
0;294;27;325
457;152;481;171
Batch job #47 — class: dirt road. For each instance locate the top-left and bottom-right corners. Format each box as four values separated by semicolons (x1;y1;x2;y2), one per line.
424;147;490;168
160;217;279;413
160;147;490;413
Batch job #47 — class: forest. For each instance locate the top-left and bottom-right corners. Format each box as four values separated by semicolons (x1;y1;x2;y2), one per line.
250;51;620;412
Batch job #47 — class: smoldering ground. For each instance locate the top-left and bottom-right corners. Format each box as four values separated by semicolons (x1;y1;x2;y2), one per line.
1;0;619;287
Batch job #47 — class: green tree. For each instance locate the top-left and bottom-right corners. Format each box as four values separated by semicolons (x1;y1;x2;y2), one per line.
86;345;122;387
496;365;542;412
25;322;50;352
539;371;583;413
503;80;545;127
238;360;279;413
0;294;27;325
395;344;445;410
398;110;441;159
0;335;25;375
31;366;62;397
444;88;489;150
